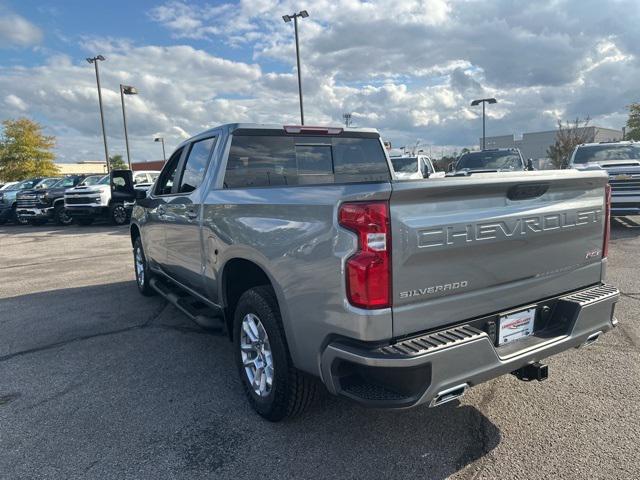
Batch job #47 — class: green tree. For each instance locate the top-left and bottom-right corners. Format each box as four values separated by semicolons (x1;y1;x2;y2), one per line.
546;117;593;169
109;154;128;170
0;118;58;181
625;103;640;140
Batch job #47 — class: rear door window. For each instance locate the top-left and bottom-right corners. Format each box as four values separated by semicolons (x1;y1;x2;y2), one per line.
224;134;389;188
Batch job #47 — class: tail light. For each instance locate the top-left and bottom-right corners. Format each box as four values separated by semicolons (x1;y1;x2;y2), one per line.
338;201;391;309
603;183;611;258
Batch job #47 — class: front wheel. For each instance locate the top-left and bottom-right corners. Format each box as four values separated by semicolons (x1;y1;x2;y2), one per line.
110;203;129;226
234;286;318;421
54;204;73;226
13;208;29;225
133;237;155;296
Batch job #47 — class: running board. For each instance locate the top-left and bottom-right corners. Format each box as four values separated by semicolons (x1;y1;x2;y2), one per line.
149;277;225;332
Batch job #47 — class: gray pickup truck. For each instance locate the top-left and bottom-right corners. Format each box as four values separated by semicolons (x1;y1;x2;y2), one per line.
118;123;619;421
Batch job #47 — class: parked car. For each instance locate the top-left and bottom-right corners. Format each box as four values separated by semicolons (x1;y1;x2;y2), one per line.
0;177;55;225
119;123;618;421
569;141;640;216
15;174;101;225
390;155;445;180
64;170;160;225
449;148;533;175
0;181;18;191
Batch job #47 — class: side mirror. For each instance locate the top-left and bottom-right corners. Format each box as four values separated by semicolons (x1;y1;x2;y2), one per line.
135;188;147;200
526;159;535;171
110;169;135;202
447;163;455;173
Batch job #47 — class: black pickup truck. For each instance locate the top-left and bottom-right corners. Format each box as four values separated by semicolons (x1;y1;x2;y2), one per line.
15;174;102;225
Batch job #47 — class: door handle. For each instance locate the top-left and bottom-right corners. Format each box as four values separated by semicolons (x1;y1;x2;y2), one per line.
186;210;198;220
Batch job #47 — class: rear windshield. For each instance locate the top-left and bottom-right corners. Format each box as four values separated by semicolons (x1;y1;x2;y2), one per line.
573;144;640;164
224;134;390;188
391;157;419;173
456;151;523;171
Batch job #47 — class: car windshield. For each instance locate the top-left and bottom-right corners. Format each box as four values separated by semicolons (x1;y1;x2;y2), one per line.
97;175;110;185
456;151;523;171
391;157;419;173
35;178;61;189
573;144;640;164
79;175;104;186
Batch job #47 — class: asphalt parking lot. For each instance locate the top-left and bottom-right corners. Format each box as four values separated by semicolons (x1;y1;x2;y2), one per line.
1;219;639;480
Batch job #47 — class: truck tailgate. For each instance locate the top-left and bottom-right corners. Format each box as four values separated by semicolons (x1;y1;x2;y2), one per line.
390;170;608;338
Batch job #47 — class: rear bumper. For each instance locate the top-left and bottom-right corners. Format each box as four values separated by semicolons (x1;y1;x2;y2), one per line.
319;284;619;408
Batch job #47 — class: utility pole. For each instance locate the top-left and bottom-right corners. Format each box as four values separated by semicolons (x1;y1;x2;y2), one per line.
471;97;497;150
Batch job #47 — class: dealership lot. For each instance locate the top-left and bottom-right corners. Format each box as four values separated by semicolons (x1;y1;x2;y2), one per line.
1;221;639;479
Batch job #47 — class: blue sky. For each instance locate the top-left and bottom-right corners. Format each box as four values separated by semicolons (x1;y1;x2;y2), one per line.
1;0;639;162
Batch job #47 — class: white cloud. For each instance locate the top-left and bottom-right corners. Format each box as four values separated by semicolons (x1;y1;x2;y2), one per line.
5;94;27;111
0;11;43;47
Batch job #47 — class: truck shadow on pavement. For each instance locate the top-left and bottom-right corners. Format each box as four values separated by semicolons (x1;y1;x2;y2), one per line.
0;223;130;237
1;280;501;479
611;216;640;239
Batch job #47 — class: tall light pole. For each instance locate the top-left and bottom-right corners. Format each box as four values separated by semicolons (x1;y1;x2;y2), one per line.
282;10;309;125
343;112;352;127
120;84;138;169
87;55;110;172
154;137;166;162
471;97;497;150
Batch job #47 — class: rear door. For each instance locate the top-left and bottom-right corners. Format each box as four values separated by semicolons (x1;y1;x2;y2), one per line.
163;135;217;293
390;171;608;337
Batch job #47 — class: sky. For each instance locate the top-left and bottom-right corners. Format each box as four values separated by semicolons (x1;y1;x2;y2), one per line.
0;0;639;163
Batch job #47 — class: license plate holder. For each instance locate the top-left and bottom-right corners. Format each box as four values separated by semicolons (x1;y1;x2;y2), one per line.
498;307;536;346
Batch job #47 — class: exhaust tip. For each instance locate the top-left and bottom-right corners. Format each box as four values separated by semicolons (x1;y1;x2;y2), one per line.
582;331;602;347
430;383;468;407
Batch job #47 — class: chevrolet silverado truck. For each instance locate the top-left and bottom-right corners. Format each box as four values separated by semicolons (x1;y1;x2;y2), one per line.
569;141;640;216
119;123;618;421
64;171;159;225
16;174;101;225
0;177;58;225
390;155;445;180
449;148;534;175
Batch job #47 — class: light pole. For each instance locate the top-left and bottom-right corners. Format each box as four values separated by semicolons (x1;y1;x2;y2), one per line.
120;84;138;169
154;137;166;162
282;10;309;125
87;55;110;172
471;98;497;150
343;112;352;127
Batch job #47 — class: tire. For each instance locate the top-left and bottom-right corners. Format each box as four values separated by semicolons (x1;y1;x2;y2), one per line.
12;207;28;225
233;286;318;421
54;203;73;226
133;237;155;296
75;218;94;226
110;203;129;226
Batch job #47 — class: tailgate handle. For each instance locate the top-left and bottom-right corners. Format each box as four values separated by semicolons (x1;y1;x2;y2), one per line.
507;183;549;201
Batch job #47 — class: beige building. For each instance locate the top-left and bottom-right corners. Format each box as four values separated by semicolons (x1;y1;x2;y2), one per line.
55;161;108;175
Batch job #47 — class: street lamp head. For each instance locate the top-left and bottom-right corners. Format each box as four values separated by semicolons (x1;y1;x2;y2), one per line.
96;55;105;61
282;14;291;22
86;55;106;64
487;97;497;104
86;57;94;64
121;85;138;95
299;10;309;18
471;97;497;106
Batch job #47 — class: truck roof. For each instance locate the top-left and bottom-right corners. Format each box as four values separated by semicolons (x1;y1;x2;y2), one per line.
178;123;381;149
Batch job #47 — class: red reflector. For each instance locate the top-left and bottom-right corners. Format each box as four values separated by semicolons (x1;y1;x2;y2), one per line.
603;183;611;258
284;125;343;135
338;201;391;309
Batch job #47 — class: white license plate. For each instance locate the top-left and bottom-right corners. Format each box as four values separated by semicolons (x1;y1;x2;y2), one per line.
498;307;536;346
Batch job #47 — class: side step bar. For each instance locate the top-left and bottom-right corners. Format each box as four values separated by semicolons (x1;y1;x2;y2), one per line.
150;277;225;332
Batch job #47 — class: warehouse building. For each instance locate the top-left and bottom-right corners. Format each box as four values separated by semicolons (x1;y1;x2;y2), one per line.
482;126;623;168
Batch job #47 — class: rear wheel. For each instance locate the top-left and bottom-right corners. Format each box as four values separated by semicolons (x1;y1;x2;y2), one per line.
75;218;94;226
54;204;73;226
234;286;318;421
110;203;129;226
133;237;155;296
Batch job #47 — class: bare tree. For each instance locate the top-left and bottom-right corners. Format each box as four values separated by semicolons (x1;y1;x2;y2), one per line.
546;117;594;169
